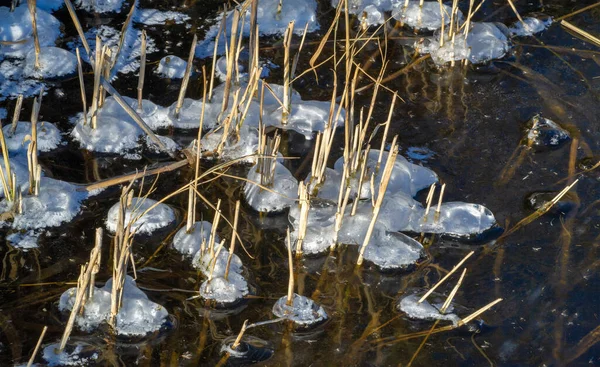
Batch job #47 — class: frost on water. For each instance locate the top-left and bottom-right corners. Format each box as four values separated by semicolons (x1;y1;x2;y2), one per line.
23;47;77;79
134;9;191;25
509;16;552;37
196;0;319;57
156;55;188;79
42;343;99;367
173;221;220;257
0;177;87;230
7;230;41;250
4;121;63;154
0;5;61;58
393;1;462;31
398;293;460;325
105;197;176;235
244;161;298;213
59;275;169;336
75;0;124;13
272;293;328;326
199;273;249;305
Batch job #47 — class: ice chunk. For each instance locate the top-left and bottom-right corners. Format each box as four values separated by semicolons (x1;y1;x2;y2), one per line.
156;55;188;79
220;335;274;363
244;161;298;213
398;293;460;325
59;276;169;336
362;231;424;270
6;230;40;250
173;221;220;257
392;1;462;31
144;134;179;154
97;95;171;130
416;202;497;237
134;9;190;25
76;0;124;13
0;5;61;58
288;199;338;255
199;273;249;304
71;114;143;154
196;0;319;58
0;156;33;198
42;343;99;366
37;0;65;12
272;293;327;326
361;5;384;27
525;114;570;151
23;47;77;79
200;124;259;164
509;16;552;36
105;197;176;235
4;121;62;154
193;246;243;277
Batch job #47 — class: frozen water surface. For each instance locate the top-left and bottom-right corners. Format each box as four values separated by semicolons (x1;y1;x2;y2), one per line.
510;16;552;36
288;199;338;255
76;0;125;13
272;293;328;326
0;5;61;58
135;9;190;25
105;197;176;235
194;247;243;277
71;114;143;154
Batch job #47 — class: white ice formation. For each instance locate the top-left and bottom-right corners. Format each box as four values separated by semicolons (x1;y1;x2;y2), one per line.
4;121;63;154
134;9;191;25
156;55;188;79
23;47;77;79
59;275;169;336
76;0;125;13
42;343;99;367
397;293;460;325
105;197;176;235
509;16;552;36
195;244;248;305
244;161;298;213
0;5;61;58
392;1;462;31
272;293;328;326
173;221;220;257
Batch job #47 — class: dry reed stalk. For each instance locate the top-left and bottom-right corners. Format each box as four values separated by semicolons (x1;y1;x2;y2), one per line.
418;250;474;303
248;0;259;72
555;2;600;22
0;120;14;201
99;47;112;107
356;137;398;266
208;7;227;102
90;37;104;129
27;0;41;69
137;30;147;111
27;325;47;366
191;68;208;225
208;239;226;281
10;95;23;134
100;78;174;157
561;20;600;47
63;0;91;60
174;34;198;118
230;320;249;352
423;184;436;220
506;0;532;35
295;182;309;258
438;0;445;46
207;199;222;257
221;10;241;114
351;146;371;216
457;298;503;325
89;228;103;299
440;267;466;313
186;183;194;232
111;0;137;75
281;21;295;124
463;0;475;38
434;182;446;222
286;227;295;305
75;49;88;126
333;186;352;249
224;200;241;281
376;94;396;167
27;97;40;195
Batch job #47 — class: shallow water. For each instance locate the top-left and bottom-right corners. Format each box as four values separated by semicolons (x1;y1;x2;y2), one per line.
1;0;600;366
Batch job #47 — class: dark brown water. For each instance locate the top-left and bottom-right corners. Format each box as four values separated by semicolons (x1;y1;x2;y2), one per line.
1;0;600;365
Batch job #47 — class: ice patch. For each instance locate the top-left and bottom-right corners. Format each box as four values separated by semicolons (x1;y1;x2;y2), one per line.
0;5;61;58
398;293;460;325
173;221;220;258
288;199;337;255
199;273;249;304
7;230;41;250
23;47;77;79
393;1;461;31
42;343;99;366
4;121;63;154
76;0;125;13
244;161;298;213
510;16;552;37
156;55;187;79
105;197;176;235
134;9;190;25
71;114;144;154
272;294;327;326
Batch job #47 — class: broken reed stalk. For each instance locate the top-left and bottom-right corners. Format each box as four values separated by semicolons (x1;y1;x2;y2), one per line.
208;239;226;281
356;137;398;266
27;325;47;367
506;0;532;34
281;21;295;124
205;199;222;257
208;8;226;103
90;37;104;129
231;320;249;350
0;119;14;201
351;146;371;216
440;267;466;313
418;250;474;303
10;94;23;134
27;97;41;196
75;49;88;126
110;0;137;76
457;298;503;326
285;227;295;305
561;20;600;47
186;183;194;233
295;182;310;258
27;0;41;69
224;200;241;281
376;94;396;167
248;0;259;72
174;34;198;118
63;0;92;60
221;10;241;114
100;78;174;157
137;30;147;111
434;183;446;222
423;184;436;220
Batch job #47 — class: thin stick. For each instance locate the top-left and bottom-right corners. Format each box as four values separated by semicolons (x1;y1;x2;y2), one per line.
418;251;474;303
63;0;92;60
174;34;198;118
10;94;23;134
286;227;295;305
295;182;309;257
281;21;295;124
137;30;147;111
224;200;240;281
555;2;600;22
74;48;88;126
439;268;466;313
231;320;249;350
27;325;47;367
90;37;103;129
457;298;503;325
507;0;532;34
27;0;41;69
561;20;600;47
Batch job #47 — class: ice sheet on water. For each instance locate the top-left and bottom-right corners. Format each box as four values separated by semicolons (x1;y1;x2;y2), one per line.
59;275;169;336
288;199;338;255
0;177;87;230
393;1;462;31
42;343;99;366
105;197;176;235
134;9;190;25
0;59;46;101
4;121;63;154
362;230;424;270
23;47;77;79
0;5;61;58
244;161;298;213
417;202;497;237
199;273;249;304
419;22;510;65
76;0;125;13
509;16;552;36
71;114;144;154
145;134;179;154
173;221;220;257
272;293;327;326
398;293;460;325
156;55;188;79
193;247;243;277
99;95;171;130
196;0;319;58
7;230;41;250
38;0;65;12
